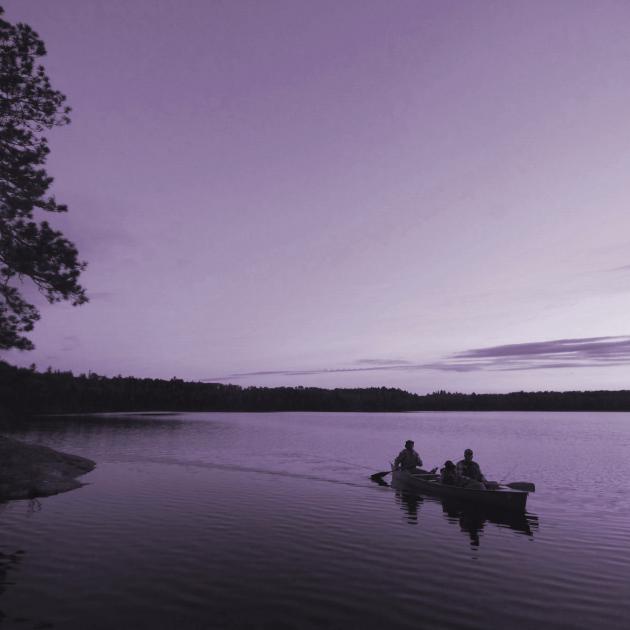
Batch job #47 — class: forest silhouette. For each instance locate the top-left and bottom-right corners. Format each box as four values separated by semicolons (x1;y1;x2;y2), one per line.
2;361;630;415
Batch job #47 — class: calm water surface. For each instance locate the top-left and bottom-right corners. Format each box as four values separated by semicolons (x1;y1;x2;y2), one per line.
1;411;629;629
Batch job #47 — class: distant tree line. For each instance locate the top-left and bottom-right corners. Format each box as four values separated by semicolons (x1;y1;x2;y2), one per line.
2;361;630;416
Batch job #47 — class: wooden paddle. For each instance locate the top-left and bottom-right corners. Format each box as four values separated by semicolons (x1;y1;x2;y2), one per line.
370;470;393;481
504;481;535;492
370;467;437;481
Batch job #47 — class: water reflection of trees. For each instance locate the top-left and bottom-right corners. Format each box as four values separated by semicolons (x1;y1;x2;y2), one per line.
0;541;54;628
0;546;25;626
1;414;184;453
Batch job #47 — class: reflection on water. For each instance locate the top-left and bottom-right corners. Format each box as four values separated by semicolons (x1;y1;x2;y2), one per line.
0;411;629;630
439;497;538;547
3;413;185;438
385;475;538;546
0;500;46;629
394;488;425;524
0;545;24;627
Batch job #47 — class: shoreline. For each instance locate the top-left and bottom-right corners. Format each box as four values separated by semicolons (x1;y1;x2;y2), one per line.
0;435;95;501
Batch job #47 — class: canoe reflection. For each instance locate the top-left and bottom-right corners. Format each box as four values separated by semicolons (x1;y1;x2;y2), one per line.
439;496;538;547
388;478;538;545
394;488;425;524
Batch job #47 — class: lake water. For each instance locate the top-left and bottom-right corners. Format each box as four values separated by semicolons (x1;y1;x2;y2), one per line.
1;411;629;629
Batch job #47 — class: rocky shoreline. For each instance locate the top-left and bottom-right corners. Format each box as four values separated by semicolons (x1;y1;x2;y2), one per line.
0;435;95;501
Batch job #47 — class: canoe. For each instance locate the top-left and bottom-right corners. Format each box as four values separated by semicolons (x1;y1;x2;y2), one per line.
391;470;529;512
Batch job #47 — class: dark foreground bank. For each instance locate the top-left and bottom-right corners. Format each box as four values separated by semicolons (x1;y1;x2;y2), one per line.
0;435;95;501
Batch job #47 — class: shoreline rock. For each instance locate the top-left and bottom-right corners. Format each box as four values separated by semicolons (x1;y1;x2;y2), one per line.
0;436;95;501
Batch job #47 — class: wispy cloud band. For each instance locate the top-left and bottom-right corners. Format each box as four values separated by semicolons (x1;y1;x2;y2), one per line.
440;336;630;372
206;335;630;381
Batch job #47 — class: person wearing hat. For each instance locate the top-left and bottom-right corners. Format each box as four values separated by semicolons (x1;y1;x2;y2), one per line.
394;440;424;473
456;448;486;489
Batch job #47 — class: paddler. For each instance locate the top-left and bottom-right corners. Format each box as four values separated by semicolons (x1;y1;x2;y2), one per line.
394;440;424;473
456;448;486;489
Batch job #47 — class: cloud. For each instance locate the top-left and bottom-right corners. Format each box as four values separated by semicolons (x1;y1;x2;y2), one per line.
354;358;412;366
70;222;138;260
204;362;421;381
87;291;116;301
457;336;630;359
59;335;81;352
205;336;630;381
435;336;630;372
603;264;630;273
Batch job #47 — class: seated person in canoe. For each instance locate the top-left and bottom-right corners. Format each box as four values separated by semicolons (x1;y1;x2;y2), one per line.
456;449;487;490
439;460;458;485
394;440;423;474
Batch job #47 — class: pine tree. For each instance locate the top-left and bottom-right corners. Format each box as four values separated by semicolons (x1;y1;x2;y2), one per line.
0;6;86;350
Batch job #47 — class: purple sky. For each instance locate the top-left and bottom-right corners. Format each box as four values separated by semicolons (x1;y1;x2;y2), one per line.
4;0;630;393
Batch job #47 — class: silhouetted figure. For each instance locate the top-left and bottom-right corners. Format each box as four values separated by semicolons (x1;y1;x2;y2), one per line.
456;449;486;489
394;439;423;473
440;460;458;485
